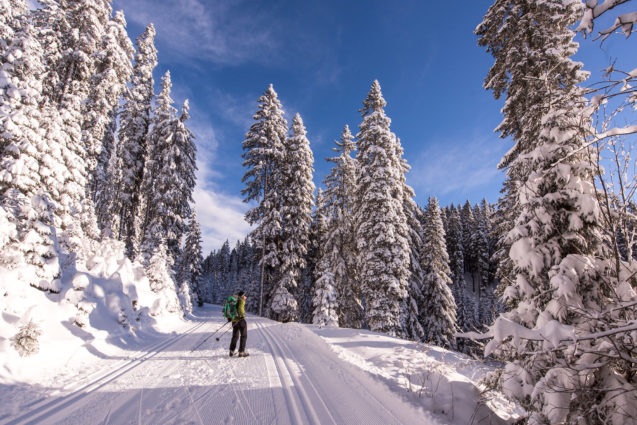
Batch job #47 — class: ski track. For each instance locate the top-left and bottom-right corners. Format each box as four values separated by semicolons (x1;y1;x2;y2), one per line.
2;307;439;425
1;319;209;425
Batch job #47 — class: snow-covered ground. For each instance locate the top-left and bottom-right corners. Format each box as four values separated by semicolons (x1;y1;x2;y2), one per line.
0;305;523;425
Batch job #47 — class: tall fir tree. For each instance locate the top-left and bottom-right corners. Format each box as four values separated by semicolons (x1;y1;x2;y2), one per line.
85;9;134;202
177;211;204;308
396;137;424;341
354;80;410;336
111;23;157;257
273;113;315;322
0;1;60;284
419;197;457;348
241;84;287;317
322;125;362;328
139;75;196;266
477;1;635;422
312;189;339;327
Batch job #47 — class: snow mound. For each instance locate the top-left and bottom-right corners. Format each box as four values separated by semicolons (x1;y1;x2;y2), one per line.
0;238;184;383
313;326;525;424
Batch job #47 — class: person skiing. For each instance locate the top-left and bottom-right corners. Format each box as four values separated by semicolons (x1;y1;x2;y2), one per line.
229;291;248;357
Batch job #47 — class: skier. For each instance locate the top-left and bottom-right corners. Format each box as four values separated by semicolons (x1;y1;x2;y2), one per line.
229;291;249;357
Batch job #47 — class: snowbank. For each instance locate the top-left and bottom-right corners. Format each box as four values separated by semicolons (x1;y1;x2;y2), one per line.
313;326;525;424
0;238;185;384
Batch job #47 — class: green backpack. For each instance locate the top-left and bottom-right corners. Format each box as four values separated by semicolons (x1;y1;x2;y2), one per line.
223;295;238;321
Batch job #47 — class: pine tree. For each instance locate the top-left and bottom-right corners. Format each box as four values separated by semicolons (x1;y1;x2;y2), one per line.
312;188;339;326
273;113;315;322
139;74;196;266
445;207;472;335
472;203;490;302
112;23;157;256
477;1;634;422
241;84;287;317
86;9;134;202
420;198;457;348
146;240;181;315
177;211;204;307
354;80;410;336
396;137;424;341
95;105;119;236
322;125;362;328
476;0;589;297
0;1;60;284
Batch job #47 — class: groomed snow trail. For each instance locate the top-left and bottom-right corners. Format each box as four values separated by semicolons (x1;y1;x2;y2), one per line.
1;305;441;425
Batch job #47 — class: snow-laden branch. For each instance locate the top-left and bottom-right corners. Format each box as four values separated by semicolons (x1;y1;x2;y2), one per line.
458;317;637;357
576;0;633;37
597;11;637;40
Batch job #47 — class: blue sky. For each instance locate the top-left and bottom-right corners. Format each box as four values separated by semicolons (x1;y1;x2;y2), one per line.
111;0;634;254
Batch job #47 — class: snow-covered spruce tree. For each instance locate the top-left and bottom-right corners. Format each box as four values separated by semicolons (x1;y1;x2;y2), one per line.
460;201;476;277
85;9;134;204
146;239;181;315
0;1;60;284
445;206;476;347
94;105;119;236
312;188;339;326
420;197;457;348
472;204;490;299
111;23;157;257
41;0;116;247
478;1;637;423
322;125;363;328
476;0;589;297
272;113;315;322
176;211;204;308
241;84;287;317
139;81;196;266
395;137;424;341
137;70;177;261
354;80;410;336
312;261;339;327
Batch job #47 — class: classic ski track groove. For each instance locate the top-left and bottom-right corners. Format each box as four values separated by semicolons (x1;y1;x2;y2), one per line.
258;320;327;425
260;320;406;425
2;320;208;425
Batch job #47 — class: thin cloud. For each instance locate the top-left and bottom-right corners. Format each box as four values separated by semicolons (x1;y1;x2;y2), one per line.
408;134;507;204
114;0;280;66
193;187;251;255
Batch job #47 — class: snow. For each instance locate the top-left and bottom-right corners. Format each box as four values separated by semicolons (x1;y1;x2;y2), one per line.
0;304;524;425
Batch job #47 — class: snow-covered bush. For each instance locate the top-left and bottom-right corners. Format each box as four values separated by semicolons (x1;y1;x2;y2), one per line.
271;286;298;323
11;320;42;357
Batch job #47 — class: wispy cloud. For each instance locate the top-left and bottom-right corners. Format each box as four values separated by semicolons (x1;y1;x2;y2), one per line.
114;0;280;66
408;134;508;204
193;187;251;255
184;100;250;254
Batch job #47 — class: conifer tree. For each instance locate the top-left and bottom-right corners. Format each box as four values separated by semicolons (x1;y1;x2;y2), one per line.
241;84;287;316
472;203;490;299
85;9;134;201
322;125;362;328
273;113;315;322
111;23;157;256
477;1;636;422
420;197;457;348
177;211;204;307
139;77;196;266
445;207;472;333
0;1;59;284
396;137;424;341
354;80;410;336
312;189;339;326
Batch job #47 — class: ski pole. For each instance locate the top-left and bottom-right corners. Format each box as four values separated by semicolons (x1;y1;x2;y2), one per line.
215;326;233;341
191;321;231;352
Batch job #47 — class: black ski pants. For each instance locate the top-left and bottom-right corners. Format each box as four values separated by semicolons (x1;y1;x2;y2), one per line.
229;318;247;353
